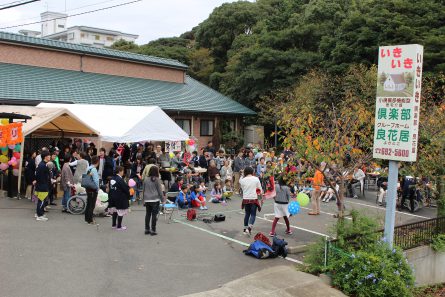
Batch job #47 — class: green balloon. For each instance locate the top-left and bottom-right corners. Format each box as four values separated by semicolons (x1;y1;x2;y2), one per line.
296;192;310;207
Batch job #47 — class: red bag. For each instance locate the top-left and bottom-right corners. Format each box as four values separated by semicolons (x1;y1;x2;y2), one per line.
254;232;271;246
187;209;197;221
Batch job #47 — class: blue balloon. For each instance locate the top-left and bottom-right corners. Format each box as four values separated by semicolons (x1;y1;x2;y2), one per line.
288;201;300;215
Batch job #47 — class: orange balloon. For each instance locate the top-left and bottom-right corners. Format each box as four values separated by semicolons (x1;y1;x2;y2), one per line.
129;188;135;196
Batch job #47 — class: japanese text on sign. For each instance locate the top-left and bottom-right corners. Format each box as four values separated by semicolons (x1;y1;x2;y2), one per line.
373;44;423;162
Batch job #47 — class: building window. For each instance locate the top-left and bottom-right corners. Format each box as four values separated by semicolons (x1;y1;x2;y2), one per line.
200;120;214;136
175;119;191;135
106;36;114;41
58;24;64;29
229;120;236;131
95;35;100;40
81;33;85;38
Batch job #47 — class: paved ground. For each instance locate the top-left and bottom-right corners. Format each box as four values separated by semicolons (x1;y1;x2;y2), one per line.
182;265;347;297
0;189;437;297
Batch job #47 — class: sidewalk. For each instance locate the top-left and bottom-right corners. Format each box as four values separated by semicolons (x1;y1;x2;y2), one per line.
182;265;346;297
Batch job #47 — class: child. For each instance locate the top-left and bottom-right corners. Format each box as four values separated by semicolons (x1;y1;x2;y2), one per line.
270;177;292;236
223;179;233;200
210;181;225;204
322;180;340;203
198;179;207;194
190;185;208;210
175;184;190;209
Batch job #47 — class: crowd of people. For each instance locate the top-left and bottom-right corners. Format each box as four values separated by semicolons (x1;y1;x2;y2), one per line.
22;138;426;237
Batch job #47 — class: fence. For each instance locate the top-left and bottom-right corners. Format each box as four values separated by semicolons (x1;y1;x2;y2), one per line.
326;216;445;266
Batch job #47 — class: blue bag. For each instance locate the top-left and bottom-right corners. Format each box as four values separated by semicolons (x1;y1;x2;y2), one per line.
243;240;277;259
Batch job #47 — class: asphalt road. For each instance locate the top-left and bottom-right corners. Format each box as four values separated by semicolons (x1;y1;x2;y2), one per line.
0;189;437;297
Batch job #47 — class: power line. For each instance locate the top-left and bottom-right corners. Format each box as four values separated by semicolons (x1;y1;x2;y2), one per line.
0;0;142;29
0;0;40;10
0;0;121;26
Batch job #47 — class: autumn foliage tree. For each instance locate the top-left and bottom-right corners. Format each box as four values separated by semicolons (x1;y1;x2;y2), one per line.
272;65;376;217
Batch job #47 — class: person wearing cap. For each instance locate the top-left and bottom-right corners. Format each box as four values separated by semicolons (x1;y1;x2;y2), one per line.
308;162;326;215
34;150;51;221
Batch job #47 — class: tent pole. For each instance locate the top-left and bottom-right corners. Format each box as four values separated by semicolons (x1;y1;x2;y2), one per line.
17;139;25;199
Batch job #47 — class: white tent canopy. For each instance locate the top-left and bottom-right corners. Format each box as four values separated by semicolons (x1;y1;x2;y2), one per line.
0;105;100;136
38;103;189;142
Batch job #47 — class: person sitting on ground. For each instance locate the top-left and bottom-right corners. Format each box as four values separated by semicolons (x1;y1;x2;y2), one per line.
169;176;183;193
189;185;208;210
198;179;207;194
220;159;233;184
223;179;233;200
176;184;190;209
210;181;225;204
322;180;340;203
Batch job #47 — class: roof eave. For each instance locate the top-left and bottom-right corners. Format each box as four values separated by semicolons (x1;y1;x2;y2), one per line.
0;39;189;71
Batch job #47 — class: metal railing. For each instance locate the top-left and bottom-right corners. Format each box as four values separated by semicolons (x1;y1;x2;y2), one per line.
392;216;445;250
327;216;445;255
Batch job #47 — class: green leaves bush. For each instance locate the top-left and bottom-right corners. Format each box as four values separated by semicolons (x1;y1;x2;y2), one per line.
329;242;414;297
431;234;445;252
304;211;415;297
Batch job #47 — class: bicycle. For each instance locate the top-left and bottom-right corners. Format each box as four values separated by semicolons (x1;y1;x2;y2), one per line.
67;187;87;215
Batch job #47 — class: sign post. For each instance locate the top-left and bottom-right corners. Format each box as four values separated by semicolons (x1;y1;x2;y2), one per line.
373;44;423;247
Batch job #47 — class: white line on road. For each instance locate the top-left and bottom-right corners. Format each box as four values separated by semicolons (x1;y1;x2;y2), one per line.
173;219;304;264
345;200;430;219
256;216;331;238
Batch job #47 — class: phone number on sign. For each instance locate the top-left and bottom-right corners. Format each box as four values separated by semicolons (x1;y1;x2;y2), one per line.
375;148;409;157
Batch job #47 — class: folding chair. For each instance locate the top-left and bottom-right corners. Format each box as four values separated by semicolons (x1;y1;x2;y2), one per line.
163;192;179;223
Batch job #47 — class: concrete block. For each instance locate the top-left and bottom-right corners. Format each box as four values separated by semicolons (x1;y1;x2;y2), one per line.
288;244;310;254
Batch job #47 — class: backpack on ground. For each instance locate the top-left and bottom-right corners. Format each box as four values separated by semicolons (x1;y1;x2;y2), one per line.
272;236;288;258
187;208;197;221
243;240;277;259
254;232;271;246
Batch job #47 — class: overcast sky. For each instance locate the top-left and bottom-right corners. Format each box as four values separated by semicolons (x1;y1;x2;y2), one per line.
0;0;243;44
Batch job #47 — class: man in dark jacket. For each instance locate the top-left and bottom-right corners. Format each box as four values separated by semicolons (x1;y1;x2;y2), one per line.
34;151;51;221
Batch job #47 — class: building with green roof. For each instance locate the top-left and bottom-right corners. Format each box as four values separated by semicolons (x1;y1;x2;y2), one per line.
0;31;255;149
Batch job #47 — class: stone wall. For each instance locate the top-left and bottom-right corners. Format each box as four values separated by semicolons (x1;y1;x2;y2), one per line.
405;245;445;286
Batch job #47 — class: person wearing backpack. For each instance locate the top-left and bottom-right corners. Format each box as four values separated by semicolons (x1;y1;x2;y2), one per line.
84;156;100;225
269;177;292;236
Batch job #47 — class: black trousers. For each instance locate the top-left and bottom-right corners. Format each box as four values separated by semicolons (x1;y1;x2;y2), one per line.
145;201;160;232
85;191;97;223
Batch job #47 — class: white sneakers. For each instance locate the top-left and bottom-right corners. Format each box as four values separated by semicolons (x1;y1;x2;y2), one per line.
36;216;48;221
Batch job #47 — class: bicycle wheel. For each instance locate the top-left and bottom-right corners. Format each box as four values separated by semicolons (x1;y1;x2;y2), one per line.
67;195;86;215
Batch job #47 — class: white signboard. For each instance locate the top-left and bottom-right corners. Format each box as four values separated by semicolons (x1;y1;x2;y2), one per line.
373;44;423;162
165;141;182;152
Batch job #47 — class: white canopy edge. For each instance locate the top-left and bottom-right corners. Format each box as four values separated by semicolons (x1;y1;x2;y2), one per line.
38;103;189;142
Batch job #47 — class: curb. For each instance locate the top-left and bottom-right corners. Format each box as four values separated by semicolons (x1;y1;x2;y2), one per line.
288;244;310;254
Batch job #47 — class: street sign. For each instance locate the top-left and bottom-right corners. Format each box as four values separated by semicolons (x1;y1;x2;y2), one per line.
373;44;423;162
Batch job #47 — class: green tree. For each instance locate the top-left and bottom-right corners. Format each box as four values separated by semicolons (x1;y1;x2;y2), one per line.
195;1;260;72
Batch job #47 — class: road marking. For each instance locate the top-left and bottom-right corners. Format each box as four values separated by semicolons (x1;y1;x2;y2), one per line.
345;200;430;219
173;219;304;264
256;216;331;238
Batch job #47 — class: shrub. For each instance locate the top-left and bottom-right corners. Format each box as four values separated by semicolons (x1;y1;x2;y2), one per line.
329;241;414;297
431;234;445;252
304;211;415;297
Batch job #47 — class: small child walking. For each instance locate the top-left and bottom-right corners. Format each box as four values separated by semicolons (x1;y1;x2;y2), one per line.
270;177;292;236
